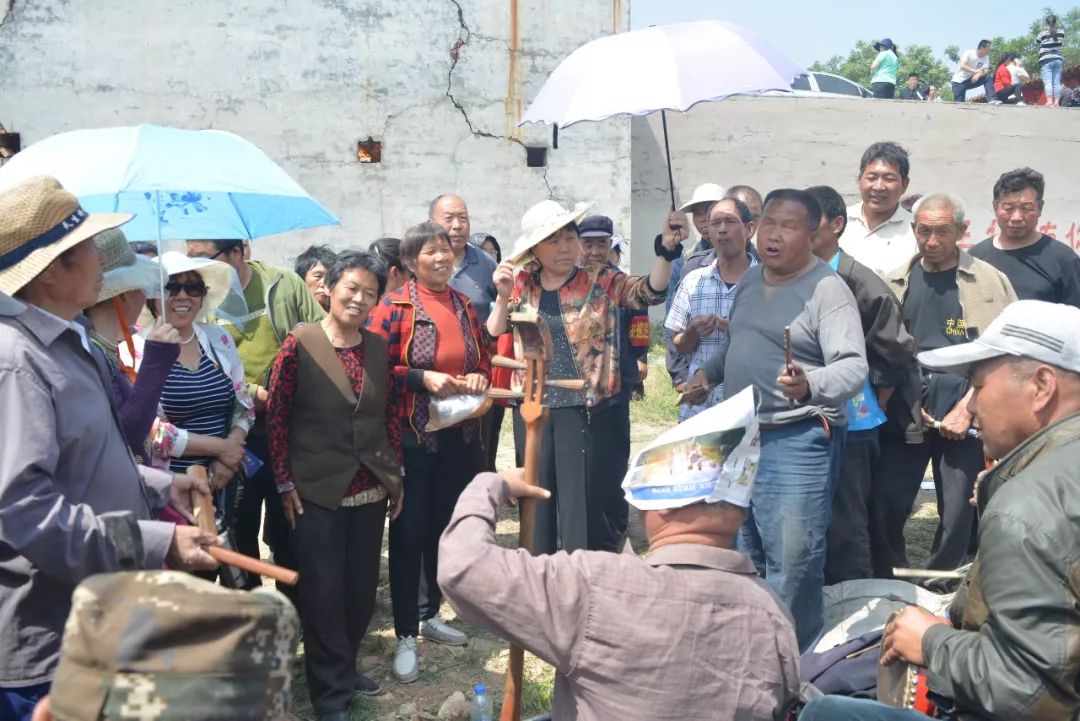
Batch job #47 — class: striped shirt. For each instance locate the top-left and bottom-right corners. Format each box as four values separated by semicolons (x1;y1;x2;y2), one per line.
665;258;755;421
161;348;234;473
1037;29;1065;65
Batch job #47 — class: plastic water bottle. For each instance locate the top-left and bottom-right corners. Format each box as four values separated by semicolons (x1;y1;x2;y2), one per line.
470;683;493;721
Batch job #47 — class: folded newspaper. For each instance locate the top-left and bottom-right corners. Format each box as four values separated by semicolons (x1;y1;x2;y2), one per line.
622;386;761;510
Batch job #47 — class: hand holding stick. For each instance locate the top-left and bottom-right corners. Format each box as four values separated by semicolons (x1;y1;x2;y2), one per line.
784;326;795;408
187;466;299;586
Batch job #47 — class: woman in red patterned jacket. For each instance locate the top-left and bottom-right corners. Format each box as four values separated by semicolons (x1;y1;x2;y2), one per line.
487;200;681;557
367;222;491;685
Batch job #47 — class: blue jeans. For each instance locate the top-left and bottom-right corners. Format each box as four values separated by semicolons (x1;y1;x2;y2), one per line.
950;76;987;102
0;683;50;721
801;696;931;720
738;419;846;651
1041;59;1063;99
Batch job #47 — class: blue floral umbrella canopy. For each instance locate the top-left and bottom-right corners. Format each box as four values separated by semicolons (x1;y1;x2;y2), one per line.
0;124;340;241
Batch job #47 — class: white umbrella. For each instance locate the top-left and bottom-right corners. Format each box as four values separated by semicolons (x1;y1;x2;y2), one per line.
521;21;805;207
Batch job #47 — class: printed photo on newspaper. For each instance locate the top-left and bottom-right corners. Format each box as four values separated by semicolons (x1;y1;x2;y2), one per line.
621;386;761;510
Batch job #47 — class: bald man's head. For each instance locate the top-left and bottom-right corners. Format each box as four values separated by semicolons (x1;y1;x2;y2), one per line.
429;194;471;256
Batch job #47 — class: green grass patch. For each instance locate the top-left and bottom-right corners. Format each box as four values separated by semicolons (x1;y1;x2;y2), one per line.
628;333;679;429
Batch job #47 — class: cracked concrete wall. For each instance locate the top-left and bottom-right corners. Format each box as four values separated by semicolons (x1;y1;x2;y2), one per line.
631;95;1080;276
0;0;630;266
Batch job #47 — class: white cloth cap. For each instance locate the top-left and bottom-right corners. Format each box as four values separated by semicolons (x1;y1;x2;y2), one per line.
678;183;726;212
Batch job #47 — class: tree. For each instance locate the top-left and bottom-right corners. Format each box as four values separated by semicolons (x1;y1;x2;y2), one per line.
897;44;954;94
808;40;877;87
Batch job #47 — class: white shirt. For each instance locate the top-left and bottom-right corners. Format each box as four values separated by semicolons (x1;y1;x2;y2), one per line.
838;202;917;278
952;49;988;83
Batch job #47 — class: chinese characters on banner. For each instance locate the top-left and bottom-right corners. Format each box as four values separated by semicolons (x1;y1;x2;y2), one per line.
959;216;1080;252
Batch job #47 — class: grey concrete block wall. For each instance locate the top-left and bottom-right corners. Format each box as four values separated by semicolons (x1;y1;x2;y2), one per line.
631;95;1080;274
0;0;631;268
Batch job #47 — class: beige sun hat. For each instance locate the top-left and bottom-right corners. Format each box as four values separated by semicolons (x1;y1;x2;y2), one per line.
93;228;163;305
677;183;726;213
508;199;592;265
0;176;132;296
158;251;238;322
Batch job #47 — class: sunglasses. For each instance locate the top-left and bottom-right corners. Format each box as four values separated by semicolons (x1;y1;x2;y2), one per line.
165;280;208;298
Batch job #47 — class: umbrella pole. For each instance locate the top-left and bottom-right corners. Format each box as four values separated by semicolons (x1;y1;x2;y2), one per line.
156;191;166;325
660;109;677;210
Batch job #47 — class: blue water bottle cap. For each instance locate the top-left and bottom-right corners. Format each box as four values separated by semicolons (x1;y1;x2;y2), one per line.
474;683;487;694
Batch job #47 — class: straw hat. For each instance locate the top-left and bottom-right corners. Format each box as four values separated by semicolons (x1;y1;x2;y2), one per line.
93;228;162;304
508;199;592;265
0;176;131;296
158;251;237;322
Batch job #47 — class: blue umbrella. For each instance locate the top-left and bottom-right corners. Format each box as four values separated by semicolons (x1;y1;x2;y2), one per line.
0;124;340;241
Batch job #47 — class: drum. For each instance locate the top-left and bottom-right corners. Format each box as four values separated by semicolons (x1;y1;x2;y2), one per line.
878;661;937;715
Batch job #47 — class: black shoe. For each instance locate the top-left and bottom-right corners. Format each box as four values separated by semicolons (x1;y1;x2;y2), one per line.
317;711;350;721
354;673;382;696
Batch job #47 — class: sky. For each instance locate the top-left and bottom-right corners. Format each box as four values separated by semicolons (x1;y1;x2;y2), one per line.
629;0;1064;67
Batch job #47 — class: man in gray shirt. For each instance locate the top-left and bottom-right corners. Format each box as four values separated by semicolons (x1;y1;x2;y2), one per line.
0;177;217;713
687;188;867;651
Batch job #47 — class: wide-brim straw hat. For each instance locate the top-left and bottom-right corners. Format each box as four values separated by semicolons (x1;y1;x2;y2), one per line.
158;251;235;322
0;176;131;296
508;199;592;265
94;228;163;304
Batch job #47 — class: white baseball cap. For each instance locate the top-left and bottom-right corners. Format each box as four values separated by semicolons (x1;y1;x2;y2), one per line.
918;300;1080;376
677;183;726;213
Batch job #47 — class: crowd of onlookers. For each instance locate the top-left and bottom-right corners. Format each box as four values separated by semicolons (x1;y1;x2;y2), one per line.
865;14;1079;106
4;124;1080;718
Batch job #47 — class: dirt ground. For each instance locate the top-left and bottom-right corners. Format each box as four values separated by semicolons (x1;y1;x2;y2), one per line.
279;356;942;720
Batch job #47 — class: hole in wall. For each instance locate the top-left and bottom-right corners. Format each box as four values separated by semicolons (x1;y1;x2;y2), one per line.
356;138;382;164
525;146;547;168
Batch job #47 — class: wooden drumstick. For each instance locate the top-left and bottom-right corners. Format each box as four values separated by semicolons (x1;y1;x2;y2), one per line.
206;546;299;586
187;466;300;586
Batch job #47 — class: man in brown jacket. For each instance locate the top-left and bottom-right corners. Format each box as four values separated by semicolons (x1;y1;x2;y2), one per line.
438;465;800;720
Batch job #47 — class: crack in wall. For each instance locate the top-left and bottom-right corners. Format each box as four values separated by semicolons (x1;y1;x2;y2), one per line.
444;0;557;199
1;0;13;26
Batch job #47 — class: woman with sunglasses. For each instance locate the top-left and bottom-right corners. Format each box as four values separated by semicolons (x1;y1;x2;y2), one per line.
131;252;254;520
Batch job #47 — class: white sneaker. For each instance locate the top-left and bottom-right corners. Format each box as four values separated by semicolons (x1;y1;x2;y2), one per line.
420;618;469;646
393;636;419;683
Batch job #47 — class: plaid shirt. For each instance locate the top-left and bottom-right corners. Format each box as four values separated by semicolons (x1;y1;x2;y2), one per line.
367;279;491;451
665;259;754;421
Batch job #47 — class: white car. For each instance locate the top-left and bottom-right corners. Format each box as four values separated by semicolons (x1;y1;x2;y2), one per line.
791;71;872;98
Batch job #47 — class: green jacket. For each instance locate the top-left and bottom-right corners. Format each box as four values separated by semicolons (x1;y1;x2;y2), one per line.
885;250;1017;339
922;411;1080;720
215;260;325;392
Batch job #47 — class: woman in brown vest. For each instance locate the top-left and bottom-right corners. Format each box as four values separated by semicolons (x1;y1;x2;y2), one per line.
367;222;491;684
266;250;402;720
